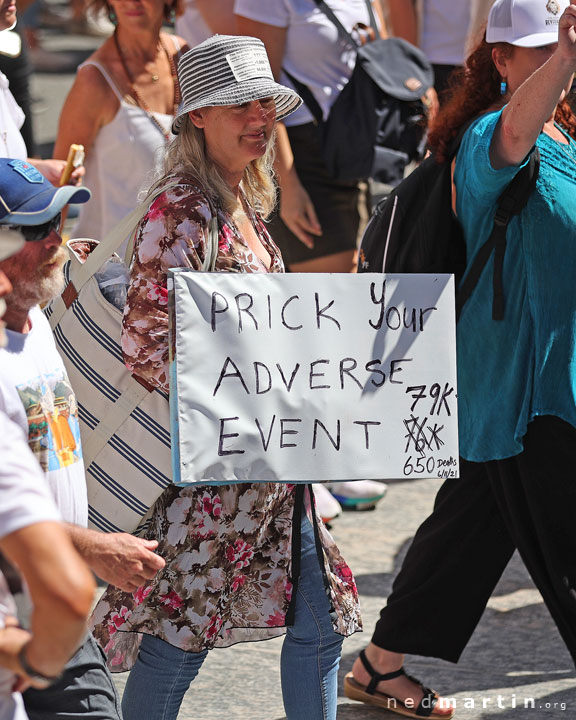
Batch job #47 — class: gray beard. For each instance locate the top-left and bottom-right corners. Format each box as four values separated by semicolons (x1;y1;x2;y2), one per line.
6;247;67;317
15;269;65;308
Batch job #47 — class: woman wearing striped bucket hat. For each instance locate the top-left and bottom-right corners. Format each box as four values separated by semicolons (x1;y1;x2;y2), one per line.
90;35;362;720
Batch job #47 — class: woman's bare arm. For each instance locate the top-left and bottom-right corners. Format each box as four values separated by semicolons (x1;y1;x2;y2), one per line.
236;15;322;247
491;4;576;168
385;0;418;45
53;64;118;162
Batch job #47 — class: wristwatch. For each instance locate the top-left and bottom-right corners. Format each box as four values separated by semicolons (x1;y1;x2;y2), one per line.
17;643;61;688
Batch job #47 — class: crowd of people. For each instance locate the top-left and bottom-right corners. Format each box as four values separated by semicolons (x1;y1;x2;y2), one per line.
1;0;576;719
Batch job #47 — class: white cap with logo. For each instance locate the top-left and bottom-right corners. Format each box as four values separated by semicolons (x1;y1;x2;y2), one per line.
486;0;570;47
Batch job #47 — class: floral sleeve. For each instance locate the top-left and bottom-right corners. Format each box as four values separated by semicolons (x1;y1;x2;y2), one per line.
121;183;213;392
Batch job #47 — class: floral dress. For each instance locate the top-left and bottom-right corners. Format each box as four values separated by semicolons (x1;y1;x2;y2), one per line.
90;175;362;671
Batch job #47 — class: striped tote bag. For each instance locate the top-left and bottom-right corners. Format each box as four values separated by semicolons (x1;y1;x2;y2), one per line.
45;184;218;535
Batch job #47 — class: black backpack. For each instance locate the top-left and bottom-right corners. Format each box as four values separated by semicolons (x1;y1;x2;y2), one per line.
358;130;540;321
284;0;434;186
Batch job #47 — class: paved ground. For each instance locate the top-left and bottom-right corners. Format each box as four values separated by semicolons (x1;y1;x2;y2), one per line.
27;17;576;720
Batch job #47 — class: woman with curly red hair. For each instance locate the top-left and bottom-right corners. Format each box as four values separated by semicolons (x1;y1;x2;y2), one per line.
343;1;576;717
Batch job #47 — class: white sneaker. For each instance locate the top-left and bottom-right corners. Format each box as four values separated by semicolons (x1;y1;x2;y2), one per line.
328;480;388;510
312;484;342;523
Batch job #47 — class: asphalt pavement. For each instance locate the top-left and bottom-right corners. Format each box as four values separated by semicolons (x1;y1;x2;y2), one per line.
27;16;576;720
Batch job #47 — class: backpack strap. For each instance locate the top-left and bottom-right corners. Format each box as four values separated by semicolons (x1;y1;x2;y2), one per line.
312;0;379;43
283;1;378;125
282;68;324;125
55;188;220;469
363;0;379;35
456;148;540;322
311;0;360;48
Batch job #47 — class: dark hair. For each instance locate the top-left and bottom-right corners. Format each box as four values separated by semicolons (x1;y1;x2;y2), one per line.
428;34;576;162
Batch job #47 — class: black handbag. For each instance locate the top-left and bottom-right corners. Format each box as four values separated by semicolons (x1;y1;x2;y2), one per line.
284;0;434;185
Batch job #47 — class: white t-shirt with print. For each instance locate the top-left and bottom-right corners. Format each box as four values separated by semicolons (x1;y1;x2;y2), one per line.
0;410;60;720
234;0;377;127
0;306;88;526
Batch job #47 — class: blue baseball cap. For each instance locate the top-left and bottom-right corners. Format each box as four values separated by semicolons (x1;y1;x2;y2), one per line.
0;158;91;226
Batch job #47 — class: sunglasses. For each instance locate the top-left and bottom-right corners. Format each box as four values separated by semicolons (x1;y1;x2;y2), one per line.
5;213;62;243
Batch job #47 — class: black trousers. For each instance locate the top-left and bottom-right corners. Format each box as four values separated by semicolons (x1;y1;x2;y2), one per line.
372;415;576;666
267;122;363;266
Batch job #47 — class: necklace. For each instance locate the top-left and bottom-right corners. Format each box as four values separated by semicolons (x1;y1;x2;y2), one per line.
113;29;180;141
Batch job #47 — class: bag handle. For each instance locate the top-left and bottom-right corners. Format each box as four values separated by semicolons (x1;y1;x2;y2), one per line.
67;180;182;297
62;189;220;469
283;1;378;126
49;182;218;329
282;68;324;126
312;0;378;48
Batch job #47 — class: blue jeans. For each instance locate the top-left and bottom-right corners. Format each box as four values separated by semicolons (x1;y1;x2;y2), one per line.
122;508;344;720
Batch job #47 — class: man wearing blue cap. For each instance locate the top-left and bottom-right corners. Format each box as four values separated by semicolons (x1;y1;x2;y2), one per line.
0;159;165;719
0;228;96;720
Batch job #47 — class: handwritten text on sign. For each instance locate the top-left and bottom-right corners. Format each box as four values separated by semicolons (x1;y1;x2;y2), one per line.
169;272;459;484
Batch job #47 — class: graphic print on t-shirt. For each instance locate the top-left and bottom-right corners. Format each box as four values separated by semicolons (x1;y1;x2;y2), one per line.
16;371;83;472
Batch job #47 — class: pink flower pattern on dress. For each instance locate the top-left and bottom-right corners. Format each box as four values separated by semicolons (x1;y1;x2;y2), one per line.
107;605;131;637
199;492;222;518
218;223;235;252
231;575;246;592
226;540;254;569
146;284;168;306
89;177;361;672
159;590;184;612
144;194;169;222
266;610;285;627
134;585;153;606
206;615;224;641
334;563;358;594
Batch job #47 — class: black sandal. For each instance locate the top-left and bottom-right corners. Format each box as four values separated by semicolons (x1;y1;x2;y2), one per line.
343;650;454;719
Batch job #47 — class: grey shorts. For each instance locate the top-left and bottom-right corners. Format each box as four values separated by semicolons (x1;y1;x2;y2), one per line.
23;634;122;720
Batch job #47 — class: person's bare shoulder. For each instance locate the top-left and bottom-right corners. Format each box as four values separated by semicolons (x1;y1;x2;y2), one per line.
161;32;190;59
72;45;125;126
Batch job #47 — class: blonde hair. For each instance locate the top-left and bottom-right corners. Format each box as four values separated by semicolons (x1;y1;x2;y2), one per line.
159;114;277;219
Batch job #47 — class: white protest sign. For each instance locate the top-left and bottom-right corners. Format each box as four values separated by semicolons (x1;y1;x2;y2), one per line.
169;272;459;485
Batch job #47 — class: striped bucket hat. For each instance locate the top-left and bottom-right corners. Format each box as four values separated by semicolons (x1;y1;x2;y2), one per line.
172;34;302;134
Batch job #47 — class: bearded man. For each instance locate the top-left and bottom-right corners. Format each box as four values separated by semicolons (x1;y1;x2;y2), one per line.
0;227;95;720
0;158;165;720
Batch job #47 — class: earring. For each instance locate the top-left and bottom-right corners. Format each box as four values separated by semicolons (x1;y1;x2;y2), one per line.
169;5;176;24
108;7;117;24
500;79;507;96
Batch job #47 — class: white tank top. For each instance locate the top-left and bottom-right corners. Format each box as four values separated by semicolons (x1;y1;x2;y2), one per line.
71;54;176;252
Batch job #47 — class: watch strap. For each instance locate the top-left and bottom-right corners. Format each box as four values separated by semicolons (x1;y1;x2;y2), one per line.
17;643;61;687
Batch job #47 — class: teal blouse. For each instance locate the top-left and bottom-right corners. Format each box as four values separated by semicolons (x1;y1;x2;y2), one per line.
455;109;576;462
